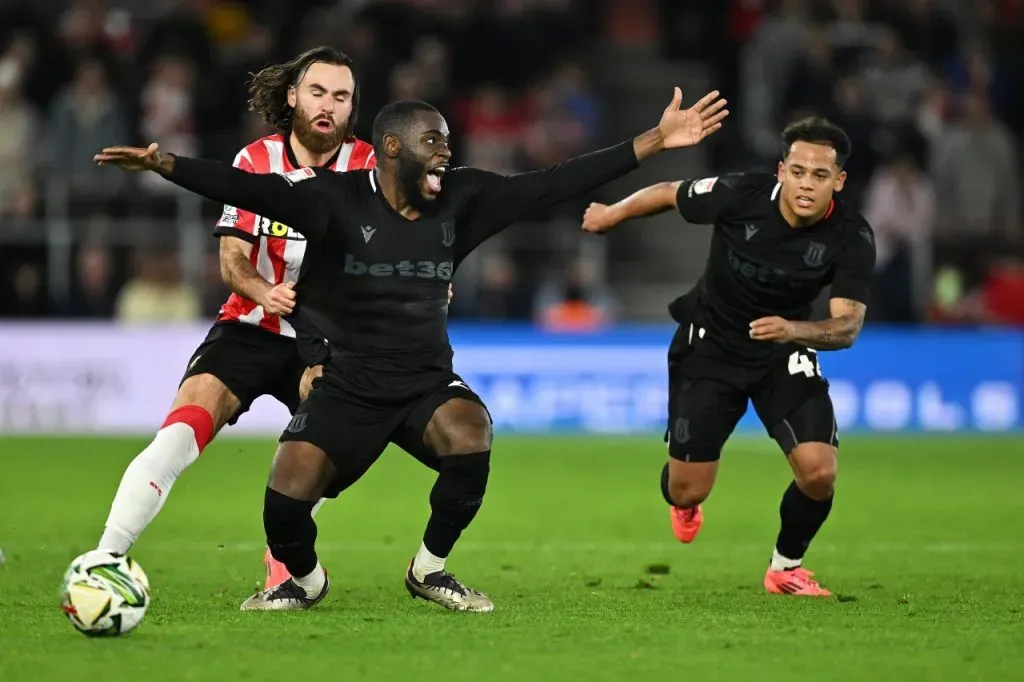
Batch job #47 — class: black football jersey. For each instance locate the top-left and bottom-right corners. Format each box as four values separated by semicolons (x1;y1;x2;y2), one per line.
168;142;638;372
672;172;876;365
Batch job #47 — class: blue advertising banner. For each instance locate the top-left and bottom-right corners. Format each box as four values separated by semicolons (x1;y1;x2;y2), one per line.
450;325;1023;434
0;323;1018;435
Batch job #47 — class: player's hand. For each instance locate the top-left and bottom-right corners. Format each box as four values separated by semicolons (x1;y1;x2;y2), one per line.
261;282;297;316
582;203;621;234
298;364;323;402
94;142;171;173
447;284;454;304
657;88;729;149
749;316;796;343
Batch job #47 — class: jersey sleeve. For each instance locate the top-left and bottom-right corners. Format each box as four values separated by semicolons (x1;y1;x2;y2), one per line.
829;221;877;304
453;140;639;261
169;156;333;243
212;150;258;242
674;174;745;225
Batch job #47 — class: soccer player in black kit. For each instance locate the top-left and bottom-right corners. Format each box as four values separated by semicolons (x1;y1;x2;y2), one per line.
95;87;730;612
582;118;875;597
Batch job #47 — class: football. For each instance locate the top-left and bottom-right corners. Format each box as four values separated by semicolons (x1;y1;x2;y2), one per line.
61;550;151;636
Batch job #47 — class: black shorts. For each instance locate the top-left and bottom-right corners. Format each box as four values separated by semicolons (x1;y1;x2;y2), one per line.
665;323;839;462
181;322;306;425
279;365;489;498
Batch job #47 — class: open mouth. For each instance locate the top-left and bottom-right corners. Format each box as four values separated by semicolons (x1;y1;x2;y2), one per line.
313;118;334;133
795;195;814;209
425;164;448;194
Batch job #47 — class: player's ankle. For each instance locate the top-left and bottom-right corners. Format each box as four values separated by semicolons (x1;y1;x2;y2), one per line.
412;542;446;581
769;548;803;572
291;562;326;596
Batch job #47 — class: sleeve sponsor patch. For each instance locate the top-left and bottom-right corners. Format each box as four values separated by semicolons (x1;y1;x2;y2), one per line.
281;167;316;184
218;205;239;225
690;177;717;196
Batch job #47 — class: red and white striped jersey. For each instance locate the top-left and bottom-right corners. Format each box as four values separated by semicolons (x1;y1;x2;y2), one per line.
213;133;376;337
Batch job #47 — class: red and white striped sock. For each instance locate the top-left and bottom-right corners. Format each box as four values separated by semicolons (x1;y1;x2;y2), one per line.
98;406;215;555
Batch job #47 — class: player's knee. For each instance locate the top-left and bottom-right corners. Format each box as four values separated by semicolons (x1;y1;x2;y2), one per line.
433;451;490;509
427;399;492;455
268;442;336;501
175;373;239;429
667;477;711;508
790;444;836;500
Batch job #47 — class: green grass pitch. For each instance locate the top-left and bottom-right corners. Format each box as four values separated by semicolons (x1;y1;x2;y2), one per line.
1;435;1022;681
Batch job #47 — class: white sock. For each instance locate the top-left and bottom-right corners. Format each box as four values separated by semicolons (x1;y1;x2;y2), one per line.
770;548;803;572
411;542;446;581
291;562;326;596
98;423;202;554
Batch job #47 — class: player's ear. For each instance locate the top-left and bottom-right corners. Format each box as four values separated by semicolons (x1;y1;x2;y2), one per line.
834;170;847;193
776;161;785;184
383;133;400;158
286;85;297;109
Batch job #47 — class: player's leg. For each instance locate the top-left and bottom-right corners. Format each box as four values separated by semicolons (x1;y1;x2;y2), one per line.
753;350;837;597
662;378;748;543
262;362;327;589
242;386;393;610
240;439;337;610
394;386;493;612
761;392;838;596
97;367;241;555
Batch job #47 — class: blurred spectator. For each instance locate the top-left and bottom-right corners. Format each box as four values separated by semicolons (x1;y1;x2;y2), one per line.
138;55;199;193
862;149;936;321
6;263;47;318
739;0;811;161
931;93;1020;241
59;244;117;319
0;52;35;218
857;25;931;127
115;250;200;325
455;85;527;174
944;39;1013;121
522;60;600;167
47;56;129;195
471;252;533;321
535;257;616;332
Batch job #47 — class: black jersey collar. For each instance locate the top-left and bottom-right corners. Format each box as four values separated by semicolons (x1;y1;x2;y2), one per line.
284;133;343;170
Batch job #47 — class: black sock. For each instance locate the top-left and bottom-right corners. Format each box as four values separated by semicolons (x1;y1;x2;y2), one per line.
264;487;318;578
660;463;675;506
775;481;833;562
422;451;490;558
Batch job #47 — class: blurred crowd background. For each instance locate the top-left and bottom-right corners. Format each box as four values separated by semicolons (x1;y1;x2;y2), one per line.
0;0;1021;330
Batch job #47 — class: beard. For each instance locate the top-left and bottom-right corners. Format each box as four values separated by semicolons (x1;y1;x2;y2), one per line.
292;104;346;155
396;149;433;212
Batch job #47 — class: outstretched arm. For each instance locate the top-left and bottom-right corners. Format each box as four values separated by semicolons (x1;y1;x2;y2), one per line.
581;181;682;233
456;89;728;257
94;143;331;242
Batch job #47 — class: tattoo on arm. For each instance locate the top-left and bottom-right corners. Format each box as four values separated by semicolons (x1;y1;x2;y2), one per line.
790;298;867;350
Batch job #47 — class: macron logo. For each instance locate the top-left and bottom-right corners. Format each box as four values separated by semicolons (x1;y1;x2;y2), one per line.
361;225;376;243
745;224;758;240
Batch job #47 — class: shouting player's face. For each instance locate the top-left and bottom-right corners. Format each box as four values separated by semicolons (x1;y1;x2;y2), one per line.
397;112;451;210
777;141;847;224
288;62;355;155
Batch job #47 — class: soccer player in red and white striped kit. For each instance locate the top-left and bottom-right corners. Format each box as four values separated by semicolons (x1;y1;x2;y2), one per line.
95;47;452;589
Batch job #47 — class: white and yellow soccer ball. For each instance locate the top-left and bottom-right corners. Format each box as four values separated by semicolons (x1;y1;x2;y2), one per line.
61;550;151;636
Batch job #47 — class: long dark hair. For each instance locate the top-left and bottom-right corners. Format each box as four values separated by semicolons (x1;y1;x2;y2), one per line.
247;46;359;139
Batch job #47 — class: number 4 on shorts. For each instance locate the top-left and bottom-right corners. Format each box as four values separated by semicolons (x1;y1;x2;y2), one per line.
787;350;821;378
